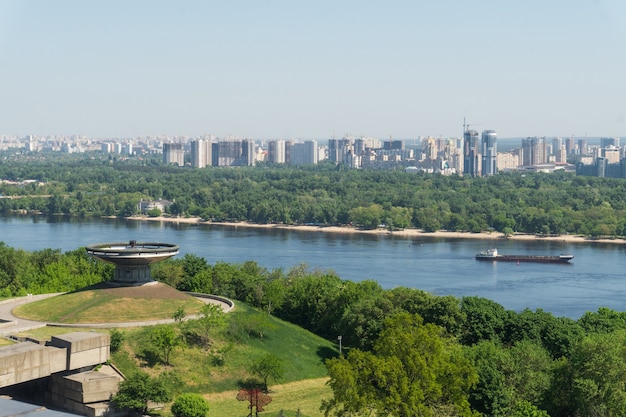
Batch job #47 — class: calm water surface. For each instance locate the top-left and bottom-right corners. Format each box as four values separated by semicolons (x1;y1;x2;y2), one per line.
1;215;625;319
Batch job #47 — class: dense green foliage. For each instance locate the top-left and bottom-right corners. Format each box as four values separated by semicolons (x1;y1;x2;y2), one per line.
2;158;626;236
151;254;626;417
112;372;172;414
0;242;111;297
324;313;478;417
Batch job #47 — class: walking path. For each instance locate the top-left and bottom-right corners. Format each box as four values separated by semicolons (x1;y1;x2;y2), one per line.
0;292;234;336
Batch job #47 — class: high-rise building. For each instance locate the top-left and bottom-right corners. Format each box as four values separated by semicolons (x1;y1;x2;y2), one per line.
268;140;286;164
328;139;340;163
497;151;521;170
481;130;497;176
383;140;403;150
213;141;238;166
328;138;353;164
601;137;620;148
163;143;185;166
241;139;255;166
26;135;36;152
290;140;319;165
522;137;547;166
424;137;437;160
463;130;480;176
578;139;588;155
191;139;211;168
354;138;366;156
552;137;562;155
602;146;621;164
211;140;255;167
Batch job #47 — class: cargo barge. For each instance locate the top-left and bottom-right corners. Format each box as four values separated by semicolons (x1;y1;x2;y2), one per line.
475;248;574;263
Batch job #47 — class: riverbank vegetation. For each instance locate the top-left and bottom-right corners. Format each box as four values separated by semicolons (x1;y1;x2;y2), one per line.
1;158;626;237
4;244;626;416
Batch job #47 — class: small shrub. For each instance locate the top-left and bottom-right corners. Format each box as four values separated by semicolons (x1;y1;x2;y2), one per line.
171;393;210;417
110;329;124;353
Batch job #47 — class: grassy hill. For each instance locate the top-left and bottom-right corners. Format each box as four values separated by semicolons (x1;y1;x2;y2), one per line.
19;301;337;417
12;283;206;323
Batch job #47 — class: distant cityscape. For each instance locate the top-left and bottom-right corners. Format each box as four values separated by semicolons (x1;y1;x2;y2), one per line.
0;131;623;179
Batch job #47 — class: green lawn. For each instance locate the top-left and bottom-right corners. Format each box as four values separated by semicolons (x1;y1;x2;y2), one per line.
205;378;332;417
12;289;204;323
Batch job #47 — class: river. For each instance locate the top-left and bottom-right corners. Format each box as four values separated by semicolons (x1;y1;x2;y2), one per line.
1;215;625;319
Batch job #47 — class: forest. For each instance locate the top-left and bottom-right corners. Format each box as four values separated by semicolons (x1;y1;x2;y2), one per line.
1;243;626;416
1;155;626;238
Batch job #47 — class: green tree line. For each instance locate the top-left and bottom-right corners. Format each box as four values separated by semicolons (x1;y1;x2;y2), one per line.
0;242;112;297
1;158;626;236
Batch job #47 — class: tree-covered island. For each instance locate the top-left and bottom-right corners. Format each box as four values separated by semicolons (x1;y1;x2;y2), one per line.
1;156;626;238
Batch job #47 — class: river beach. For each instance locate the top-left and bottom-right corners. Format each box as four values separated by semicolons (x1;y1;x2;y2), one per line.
127;215;626;246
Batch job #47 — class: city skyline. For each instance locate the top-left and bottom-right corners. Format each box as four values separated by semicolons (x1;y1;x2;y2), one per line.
1;1;626;139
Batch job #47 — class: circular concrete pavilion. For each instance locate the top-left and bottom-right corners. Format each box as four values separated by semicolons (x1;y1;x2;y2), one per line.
86;240;179;285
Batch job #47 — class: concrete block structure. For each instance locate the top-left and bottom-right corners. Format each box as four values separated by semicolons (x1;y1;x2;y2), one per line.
0;332;118;417
0;342;66;387
49;365;123;417
48;333;110;371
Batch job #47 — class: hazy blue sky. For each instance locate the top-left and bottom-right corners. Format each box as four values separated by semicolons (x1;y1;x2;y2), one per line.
1;1;626;139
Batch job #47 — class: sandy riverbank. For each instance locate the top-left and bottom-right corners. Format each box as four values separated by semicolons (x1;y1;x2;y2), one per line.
125;216;626;245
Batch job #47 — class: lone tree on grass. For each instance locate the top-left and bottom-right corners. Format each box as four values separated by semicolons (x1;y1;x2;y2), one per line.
193;303;225;349
151;324;182;365
250;353;284;393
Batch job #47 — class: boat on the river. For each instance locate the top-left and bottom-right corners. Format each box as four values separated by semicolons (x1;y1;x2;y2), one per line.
475;248;574;263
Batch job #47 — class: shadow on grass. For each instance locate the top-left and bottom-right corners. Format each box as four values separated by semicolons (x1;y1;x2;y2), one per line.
137;348;161;367
317;346;338;361
237;377;263;390
64;281;116;294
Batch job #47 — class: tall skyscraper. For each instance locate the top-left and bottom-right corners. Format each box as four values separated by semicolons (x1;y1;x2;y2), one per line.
268;140;286;164
191;139;211;168
565;137;576;155
163;143;185;166
212;140;255;167
601;137;620;148
290;140;318;165
550;137;567;162
354;138;366;156
481;130;497;176
241;139;255;166
328;138;353;164
522;137;547;166
383;140;403;150
328;139;340;163
463;130;480;176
